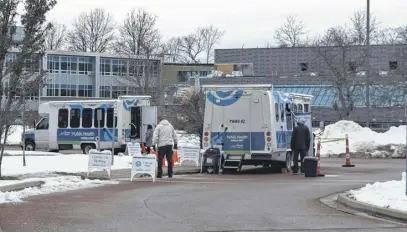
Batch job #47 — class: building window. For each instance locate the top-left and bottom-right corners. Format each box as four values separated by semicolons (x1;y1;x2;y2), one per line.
111;59;127;76
94;108;105;128
78;57;92;75
177;71;195;82
112;86;127;98
70;57;78;74
60;56;68;73
61;84;77;97
58;109;69;128
100;58;111;75
106;108;117;128
100;86;111;98
82;108;93;128
300;63;308;72
70;109;80;128
389;61;398;70
348;62;357;72
78;85;93;97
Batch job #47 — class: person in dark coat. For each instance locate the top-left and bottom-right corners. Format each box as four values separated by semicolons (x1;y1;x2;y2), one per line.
145;125;154;154
290;118;311;174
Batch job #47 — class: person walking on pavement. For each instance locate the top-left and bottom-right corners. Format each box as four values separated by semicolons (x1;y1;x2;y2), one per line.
145;124;154;154
290;118;311;174
152;117;178;178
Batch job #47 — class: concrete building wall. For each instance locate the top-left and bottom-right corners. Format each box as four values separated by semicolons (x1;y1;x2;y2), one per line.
162;63;214;84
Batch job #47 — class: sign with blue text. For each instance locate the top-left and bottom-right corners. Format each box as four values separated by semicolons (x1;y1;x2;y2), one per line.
131;155;156;182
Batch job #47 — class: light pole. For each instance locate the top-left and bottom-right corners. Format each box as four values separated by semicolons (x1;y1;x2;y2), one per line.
405;88;407;196
366;0;371;126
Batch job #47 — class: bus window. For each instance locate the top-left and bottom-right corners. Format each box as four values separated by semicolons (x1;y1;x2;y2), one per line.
106;108;117;128
58;109;68;128
70;109;80;128
82;108;93;128
94;108;105;128
280;103;284;122
275;103;279;122
304;104;310;113
298;104;303;113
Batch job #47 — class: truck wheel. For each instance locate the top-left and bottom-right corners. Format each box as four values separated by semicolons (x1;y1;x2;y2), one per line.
25;141;35;151
82;144;96;154
285;151;293;172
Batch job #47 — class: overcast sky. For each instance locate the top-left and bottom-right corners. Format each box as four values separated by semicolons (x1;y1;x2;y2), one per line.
45;0;406;49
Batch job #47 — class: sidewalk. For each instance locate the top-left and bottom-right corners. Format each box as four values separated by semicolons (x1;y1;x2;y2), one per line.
76;166;201;180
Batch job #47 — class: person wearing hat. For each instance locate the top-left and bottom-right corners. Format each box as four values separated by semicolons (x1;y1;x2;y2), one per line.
290;118;311;174
152;116;178;178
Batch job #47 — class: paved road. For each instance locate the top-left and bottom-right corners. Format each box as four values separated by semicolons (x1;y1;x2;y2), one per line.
1;158;406;231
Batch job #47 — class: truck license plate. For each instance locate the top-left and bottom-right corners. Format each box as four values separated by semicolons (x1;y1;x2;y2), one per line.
206;158;213;163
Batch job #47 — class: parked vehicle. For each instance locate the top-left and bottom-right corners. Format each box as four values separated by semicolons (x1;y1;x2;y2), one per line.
21;96;157;154
201;84;314;172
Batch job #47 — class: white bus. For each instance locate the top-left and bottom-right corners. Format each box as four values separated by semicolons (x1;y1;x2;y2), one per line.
22;96;157;154
202;84;313;172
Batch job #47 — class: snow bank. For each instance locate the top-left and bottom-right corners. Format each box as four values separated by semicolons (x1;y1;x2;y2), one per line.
1;125;25;145
319;121;406;158
176;131;200;148
0;176;118;204
349;172;407;213
2;154;132;177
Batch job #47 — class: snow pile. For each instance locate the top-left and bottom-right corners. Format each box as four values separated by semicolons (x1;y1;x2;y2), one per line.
349;172;407;212
2;154;132;177
319;121;406;158
0;176;118;204
1;125;25;145
176;131;200;148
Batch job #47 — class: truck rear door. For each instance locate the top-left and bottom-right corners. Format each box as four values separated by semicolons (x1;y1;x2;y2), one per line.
222;93;251;154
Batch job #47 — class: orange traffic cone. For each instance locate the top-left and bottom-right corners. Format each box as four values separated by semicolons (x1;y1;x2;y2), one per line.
172;151;179;167
141;143;146;154
154;148;168;168
342;134;355;167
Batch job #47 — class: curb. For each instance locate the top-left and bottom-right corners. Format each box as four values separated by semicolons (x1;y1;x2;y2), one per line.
0;181;44;193
337;193;407;222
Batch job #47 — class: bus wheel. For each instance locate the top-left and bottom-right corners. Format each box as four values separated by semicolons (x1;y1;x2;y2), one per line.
285;151;293;173
82;144;96;154
25;141;35;151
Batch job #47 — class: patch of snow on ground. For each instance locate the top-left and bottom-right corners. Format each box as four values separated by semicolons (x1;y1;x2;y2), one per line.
349;172;407;213
3;151;62;156
319;121;406;158
0;176;118;204
2;154;132;177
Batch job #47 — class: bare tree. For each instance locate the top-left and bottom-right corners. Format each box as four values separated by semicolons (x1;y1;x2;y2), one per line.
313;26;368;119
202;25;225;64
173;88;205;147
396;25;407;43
349;9;381;45
162;37;183;63
274;14;307;47
376;27;400;45
0;0;56;177
66;8;115;53
44;21;66;50
178;28;206;64
167;25;224;64
114;8;162;56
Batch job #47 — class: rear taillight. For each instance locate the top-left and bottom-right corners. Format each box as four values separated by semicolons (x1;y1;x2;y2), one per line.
266;132;271;136
204;132;209;136
266;137;272;142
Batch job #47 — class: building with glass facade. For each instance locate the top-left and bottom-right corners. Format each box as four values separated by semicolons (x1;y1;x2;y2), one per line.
4;50;163;111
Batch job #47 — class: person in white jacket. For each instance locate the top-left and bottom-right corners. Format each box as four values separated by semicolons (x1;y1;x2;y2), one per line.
151;117;178;178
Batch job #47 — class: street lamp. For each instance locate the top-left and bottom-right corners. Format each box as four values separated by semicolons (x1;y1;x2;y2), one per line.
404;87;407;195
